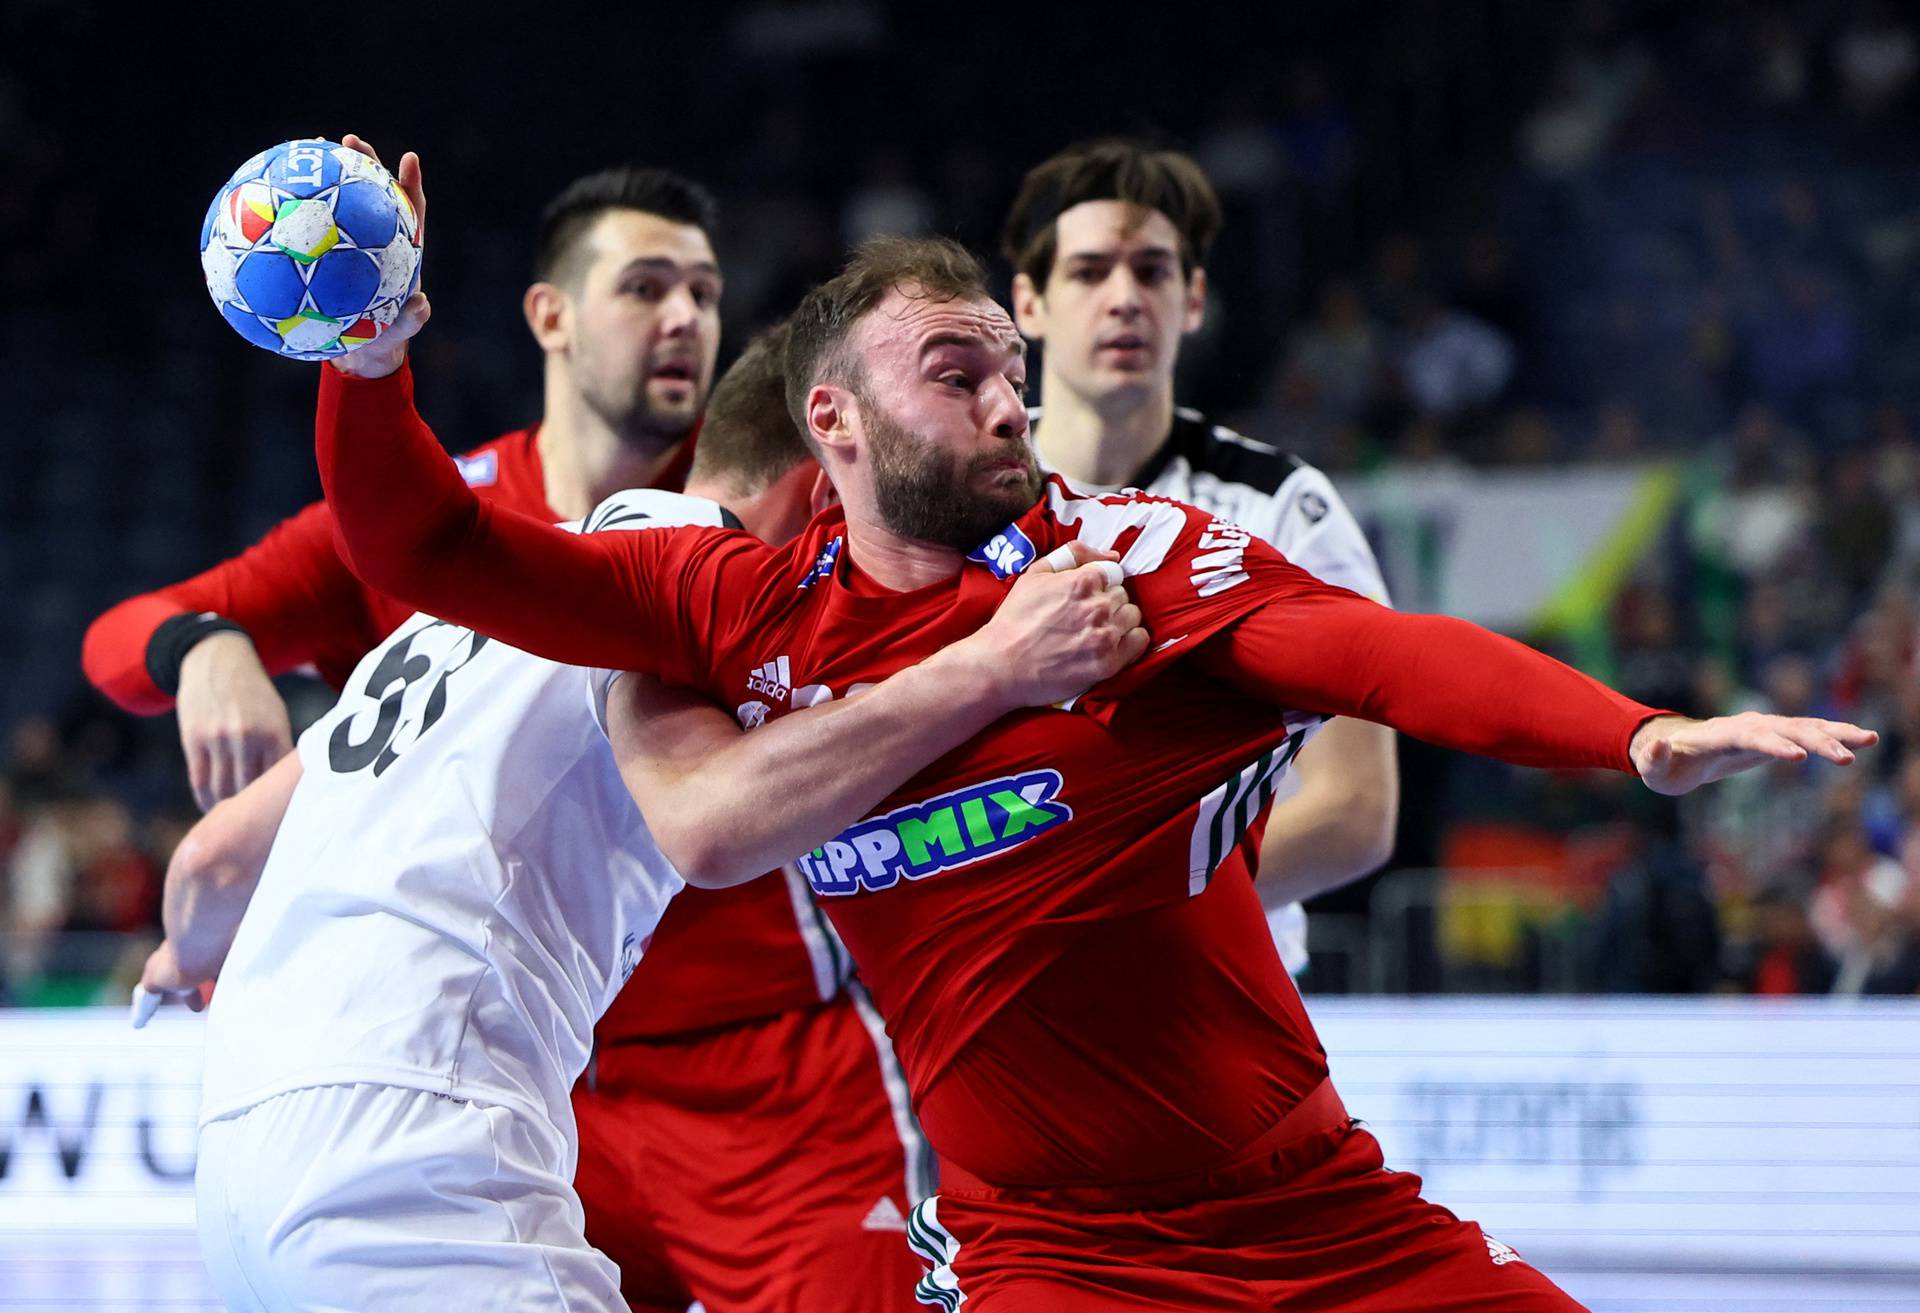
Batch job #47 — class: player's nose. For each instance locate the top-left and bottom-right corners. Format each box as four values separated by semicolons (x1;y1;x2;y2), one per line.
983;375;1029;441
657;284;704;336
1105;267;1146;317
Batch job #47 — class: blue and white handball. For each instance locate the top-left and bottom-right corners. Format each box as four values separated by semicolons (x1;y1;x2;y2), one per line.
199;139;421;360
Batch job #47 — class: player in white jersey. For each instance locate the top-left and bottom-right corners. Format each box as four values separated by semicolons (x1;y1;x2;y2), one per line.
139;332;1146;1313
1004;138;1399;973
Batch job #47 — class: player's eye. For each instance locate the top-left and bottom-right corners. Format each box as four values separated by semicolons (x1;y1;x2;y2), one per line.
690;283;720;309
625;280;666;301
1136;263;1172;286
940;371;974;391
1069;266;1104;284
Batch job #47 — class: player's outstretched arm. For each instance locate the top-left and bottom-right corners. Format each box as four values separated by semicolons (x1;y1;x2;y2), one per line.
609;544;1148;889
1197;578;1873;785
134;752;303;1021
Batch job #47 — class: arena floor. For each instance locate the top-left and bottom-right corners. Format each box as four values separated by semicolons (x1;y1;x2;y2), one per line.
1;1231;1915;1313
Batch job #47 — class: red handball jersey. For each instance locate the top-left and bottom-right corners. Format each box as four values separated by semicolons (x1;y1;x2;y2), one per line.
317;362;1659;1188
83;405;833;1039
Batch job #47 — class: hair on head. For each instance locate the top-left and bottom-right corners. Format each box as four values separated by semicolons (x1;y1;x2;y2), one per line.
689;322;812;496
1001;138;1221;288
534;166;718;286
783;235;991;439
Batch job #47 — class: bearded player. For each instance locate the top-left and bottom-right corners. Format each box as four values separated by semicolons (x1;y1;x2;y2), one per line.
86;157;929;1312
316;141;1873;1311
1006;139;1397;975
153;330;1145;1313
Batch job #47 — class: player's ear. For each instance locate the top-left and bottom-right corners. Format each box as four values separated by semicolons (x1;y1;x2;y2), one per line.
1011;272;1048;341
523;282;570;353
806;384;857;462
809;465;838;514
1182;267;1208;335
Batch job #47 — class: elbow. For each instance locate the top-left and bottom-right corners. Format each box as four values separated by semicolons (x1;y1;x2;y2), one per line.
174;826;256;895
651;823;753;891
1316;783;1398;881
1347;778;1400;877
1349;811;1397;877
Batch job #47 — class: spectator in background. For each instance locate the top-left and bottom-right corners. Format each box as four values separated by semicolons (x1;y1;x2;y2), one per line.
1722;886;1839;994
1590;812;1722;993
1394;288;1515;420
1820;450;1896;607
1834;1;1918;119
1811;822;1920;993
1272;279;1380;427
1612;582;1700;714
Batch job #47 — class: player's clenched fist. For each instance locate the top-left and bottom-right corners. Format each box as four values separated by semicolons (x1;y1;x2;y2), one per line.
941;541;1150;712
1630;710;1878;795
329;133;429;380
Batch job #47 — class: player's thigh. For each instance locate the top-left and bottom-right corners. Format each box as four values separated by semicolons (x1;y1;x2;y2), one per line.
1264;1148;1587;1313
1339;1215;1588;1313
907;1195;1249;1313
214;1083;628;1312
769;1221;926;1313
636;1002;927;1309
195;1115;273;1313
575;1085;692;1310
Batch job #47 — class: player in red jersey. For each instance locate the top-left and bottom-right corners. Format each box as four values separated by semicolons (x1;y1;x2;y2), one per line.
1005;139;1398;975
314;147;1872;1310
85;157;927;1313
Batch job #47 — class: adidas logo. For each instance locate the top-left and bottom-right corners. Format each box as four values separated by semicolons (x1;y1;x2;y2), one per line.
747;655;792;703
1485;1235;1524;1267
862;1196;908;1232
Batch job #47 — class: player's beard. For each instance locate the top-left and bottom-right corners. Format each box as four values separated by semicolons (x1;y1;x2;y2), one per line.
863;395;1045;552
579;350;705;451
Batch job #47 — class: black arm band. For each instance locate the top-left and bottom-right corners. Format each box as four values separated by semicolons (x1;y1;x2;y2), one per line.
147;612;251;698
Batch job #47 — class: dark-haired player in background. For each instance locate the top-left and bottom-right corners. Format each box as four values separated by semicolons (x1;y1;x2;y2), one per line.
1005;139;1397;975
85;160;925;1312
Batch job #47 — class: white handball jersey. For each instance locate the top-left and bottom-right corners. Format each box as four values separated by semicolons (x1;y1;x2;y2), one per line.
1037;406;1391;974
199;489;732;1139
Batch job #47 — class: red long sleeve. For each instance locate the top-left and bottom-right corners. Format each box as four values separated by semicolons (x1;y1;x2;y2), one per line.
315;362;734;681
1195;581;1655;773
82;500;383;713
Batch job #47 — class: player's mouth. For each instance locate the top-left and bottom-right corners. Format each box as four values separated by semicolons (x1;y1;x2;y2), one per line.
647;360;698;390
1096;333;1152;365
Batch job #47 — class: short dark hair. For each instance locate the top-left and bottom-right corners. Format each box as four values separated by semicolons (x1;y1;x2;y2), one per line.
689;323;811;496
534;166;718;286
1000;139;1222;288
784;235;991;440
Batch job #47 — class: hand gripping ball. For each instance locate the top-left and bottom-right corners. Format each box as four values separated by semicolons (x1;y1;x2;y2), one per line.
200;138;421;360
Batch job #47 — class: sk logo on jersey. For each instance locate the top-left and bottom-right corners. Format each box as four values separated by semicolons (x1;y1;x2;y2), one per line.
799;537;842;590
797;769;1070;895
966;523;1038;580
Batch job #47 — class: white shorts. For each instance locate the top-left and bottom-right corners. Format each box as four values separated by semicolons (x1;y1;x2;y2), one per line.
195;1082;624;1312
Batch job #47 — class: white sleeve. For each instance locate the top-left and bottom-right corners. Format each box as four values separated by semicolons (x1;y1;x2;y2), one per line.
577;488;731;739
1254;464;1392;606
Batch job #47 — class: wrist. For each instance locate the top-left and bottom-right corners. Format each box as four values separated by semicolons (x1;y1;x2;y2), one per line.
149;614;251;697
1627;712;1684;775
919;642;1021;720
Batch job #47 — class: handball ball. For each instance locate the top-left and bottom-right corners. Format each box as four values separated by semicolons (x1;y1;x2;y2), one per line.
199;139;420;360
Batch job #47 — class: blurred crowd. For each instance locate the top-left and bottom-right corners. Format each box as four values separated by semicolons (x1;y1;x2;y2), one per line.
4;1;1920;1000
